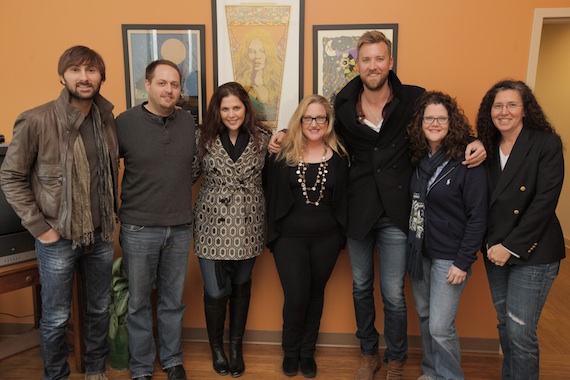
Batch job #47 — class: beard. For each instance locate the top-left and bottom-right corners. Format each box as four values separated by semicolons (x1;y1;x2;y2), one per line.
66;81;100;102
361;72;388;92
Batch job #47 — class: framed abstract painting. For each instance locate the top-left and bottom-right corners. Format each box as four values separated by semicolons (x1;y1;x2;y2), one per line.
122;24;206;124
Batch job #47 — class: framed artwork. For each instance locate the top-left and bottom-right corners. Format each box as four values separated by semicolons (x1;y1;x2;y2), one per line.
313;24;398;105
122;24;206;125
212;0;304;130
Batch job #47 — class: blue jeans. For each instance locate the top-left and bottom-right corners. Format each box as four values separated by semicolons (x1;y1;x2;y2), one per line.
120;223;192;378
347;216;408;361
485;260;559;380
198;257;256;298
36;230;113;380
412;257;470;380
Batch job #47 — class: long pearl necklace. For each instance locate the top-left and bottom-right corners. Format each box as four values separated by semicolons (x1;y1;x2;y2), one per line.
296;146;328;206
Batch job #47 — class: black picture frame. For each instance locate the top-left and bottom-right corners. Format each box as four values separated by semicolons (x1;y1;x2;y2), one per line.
121;24;206;125
313;24;398;104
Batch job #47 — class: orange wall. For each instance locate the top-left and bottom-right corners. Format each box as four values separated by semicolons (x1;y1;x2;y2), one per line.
2;0;569;340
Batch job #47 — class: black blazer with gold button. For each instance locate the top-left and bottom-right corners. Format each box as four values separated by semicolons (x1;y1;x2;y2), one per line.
485;125;565;265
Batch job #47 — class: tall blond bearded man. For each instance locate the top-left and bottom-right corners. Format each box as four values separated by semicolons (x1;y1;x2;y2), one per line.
334;31;485;380
1;46;119;380
115;60;196;380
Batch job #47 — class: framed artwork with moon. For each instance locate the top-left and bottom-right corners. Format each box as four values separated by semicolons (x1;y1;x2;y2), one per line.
122;24;206;124
313;24;398;105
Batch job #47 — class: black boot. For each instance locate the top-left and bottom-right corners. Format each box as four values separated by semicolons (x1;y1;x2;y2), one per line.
228;280;251;377
204;293;230;376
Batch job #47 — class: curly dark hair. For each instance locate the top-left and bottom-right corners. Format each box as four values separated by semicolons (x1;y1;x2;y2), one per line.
407;91;472;167
198;82;271;161
476;80;556;163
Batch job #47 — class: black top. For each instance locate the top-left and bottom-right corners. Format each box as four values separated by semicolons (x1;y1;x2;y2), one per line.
265;152;349;251
280;159;338;238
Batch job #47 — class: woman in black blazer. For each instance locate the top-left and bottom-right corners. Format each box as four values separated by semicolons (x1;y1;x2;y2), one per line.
477;80;565;380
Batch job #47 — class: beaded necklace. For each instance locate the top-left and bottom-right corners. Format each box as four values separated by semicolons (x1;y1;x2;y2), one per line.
296;146;328;206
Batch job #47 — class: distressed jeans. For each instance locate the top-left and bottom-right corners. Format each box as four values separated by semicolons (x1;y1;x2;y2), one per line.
347;216;408;362
120;223;192;379
485;259;560;380
412;257;470;380
36;230;113;380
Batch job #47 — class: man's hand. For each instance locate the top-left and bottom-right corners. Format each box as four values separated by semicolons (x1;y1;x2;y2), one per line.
37;229;60;244
463;140;486;168
268;130;286;154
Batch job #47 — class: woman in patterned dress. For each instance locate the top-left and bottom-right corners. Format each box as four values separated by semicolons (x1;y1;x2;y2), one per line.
192;82;271;377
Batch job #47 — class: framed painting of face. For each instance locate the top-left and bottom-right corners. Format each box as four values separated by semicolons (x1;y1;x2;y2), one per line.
212;0;304;131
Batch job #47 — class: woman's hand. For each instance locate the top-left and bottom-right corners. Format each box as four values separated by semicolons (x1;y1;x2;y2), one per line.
487;243;511;267
463;140;487;168
447;265;467;284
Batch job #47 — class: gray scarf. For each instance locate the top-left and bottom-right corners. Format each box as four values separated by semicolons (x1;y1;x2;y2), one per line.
407;149;446;280
70;104;115;249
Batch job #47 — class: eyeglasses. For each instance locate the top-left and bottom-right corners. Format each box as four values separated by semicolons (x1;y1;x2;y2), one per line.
422;116;449;125
492;103;523;112
301;116;328;125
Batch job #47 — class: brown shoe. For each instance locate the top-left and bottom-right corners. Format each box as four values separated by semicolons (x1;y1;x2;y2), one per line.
386;359;405;380
354;352;381;380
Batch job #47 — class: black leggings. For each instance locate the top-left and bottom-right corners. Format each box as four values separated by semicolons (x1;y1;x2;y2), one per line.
273;235;341;358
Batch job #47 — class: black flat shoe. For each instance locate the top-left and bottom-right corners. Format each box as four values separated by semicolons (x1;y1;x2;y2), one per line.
283;356;299;376
300;357;317;378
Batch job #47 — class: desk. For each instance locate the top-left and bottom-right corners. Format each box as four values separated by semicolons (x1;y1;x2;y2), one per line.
0;259;84;373
0;260;41;359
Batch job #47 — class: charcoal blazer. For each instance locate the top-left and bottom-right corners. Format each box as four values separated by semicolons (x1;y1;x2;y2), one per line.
485;125;565;265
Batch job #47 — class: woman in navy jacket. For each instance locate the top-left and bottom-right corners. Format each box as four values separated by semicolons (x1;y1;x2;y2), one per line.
407;91;487;380
477;80;565;380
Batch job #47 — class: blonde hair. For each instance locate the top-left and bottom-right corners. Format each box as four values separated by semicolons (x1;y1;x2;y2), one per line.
357;30;392;58
276;94;347;166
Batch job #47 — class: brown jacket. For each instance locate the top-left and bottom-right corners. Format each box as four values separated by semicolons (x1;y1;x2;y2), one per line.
0;89;119;239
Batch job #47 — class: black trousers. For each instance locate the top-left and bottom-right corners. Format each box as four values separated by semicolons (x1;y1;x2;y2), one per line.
273;235;341;358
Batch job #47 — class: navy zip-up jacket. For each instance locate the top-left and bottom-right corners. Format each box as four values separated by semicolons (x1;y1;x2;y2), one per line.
411;160;487;271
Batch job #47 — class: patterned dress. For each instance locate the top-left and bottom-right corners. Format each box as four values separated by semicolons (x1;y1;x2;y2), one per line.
192;128;270;260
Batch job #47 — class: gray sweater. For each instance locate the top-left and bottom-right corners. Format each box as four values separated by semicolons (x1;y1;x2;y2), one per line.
116;104;196;226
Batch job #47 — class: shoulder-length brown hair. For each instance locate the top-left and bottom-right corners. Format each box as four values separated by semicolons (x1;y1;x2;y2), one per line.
276;94;347;166
198;82;271;161
407;91;472;167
